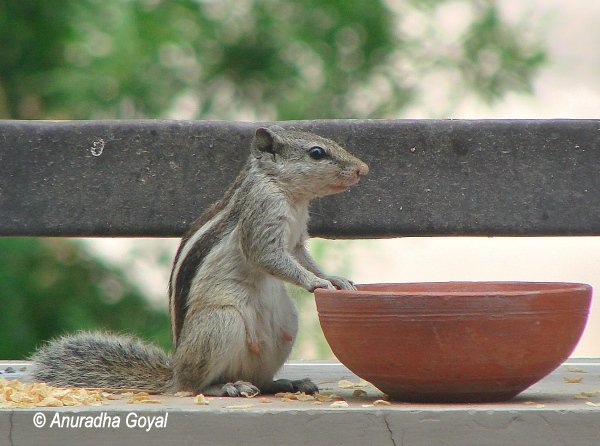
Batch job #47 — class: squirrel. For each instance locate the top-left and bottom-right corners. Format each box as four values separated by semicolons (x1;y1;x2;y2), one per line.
30;125;369;396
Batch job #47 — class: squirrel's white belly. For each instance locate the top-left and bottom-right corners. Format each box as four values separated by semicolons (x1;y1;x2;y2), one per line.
213;273;298;387
239;274;298;385
194;229;298;385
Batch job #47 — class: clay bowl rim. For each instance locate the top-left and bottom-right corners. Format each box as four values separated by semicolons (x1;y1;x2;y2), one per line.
315;281;592;299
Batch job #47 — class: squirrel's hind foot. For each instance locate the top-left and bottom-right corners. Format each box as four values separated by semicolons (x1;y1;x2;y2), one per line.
264;377;319;394
203;380;260;397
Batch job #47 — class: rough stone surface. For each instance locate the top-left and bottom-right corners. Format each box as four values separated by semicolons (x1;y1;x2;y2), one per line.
1;359;599;445
1;119;600;237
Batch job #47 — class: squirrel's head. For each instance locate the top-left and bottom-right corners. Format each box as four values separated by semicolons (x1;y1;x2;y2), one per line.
251;125;369;199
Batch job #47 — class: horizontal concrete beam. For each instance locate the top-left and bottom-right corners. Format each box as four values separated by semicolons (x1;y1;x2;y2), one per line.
1;119;599;237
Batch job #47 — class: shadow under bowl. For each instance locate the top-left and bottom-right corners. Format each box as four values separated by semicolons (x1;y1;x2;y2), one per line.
315;282;592;403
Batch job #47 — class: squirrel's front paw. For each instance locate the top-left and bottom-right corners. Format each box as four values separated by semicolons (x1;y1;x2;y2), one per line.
308;277;335;293
325;276;356;290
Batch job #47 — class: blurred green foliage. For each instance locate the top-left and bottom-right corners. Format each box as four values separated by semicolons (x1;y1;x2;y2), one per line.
0;0;545;120
0;0;547;358
0;238;170;359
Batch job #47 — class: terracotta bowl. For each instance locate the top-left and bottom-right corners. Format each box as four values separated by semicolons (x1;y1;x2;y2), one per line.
315;282;592;403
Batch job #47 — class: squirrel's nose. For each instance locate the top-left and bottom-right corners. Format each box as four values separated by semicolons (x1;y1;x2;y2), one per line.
356;161;369;177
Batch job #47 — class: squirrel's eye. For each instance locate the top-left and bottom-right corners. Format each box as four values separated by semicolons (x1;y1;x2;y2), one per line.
308;146;326;160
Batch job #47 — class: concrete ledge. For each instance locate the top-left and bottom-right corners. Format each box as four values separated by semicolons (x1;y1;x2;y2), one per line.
2;359;599;446
1;119;600;237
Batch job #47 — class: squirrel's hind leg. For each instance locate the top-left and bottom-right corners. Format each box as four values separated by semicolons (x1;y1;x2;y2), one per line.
173;306;269;396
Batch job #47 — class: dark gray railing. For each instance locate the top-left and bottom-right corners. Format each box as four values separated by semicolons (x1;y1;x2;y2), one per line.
2;119;599;238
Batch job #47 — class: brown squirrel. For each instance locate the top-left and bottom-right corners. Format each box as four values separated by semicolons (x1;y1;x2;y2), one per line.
31;126;369;396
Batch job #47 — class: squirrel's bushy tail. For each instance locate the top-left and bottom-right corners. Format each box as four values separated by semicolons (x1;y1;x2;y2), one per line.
30;331;172;392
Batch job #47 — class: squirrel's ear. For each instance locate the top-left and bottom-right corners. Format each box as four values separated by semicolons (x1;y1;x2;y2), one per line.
253;127;282;157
